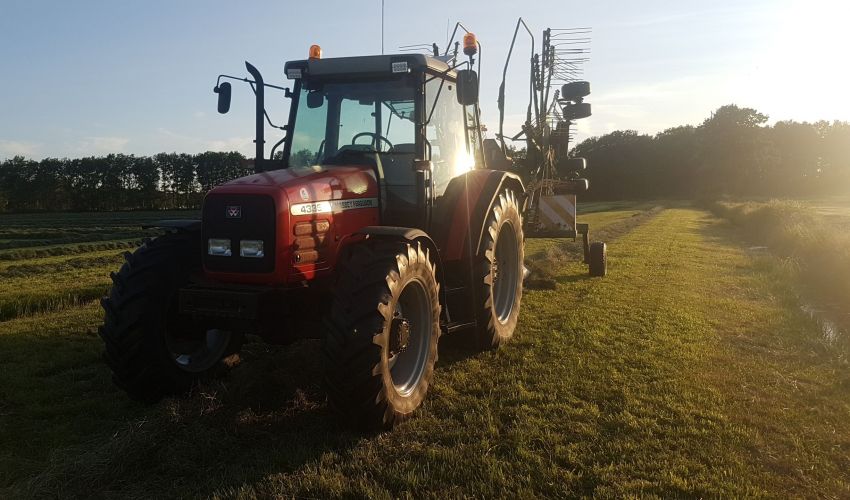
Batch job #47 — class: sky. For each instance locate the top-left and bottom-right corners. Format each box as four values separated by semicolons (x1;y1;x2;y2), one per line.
0;0;848;160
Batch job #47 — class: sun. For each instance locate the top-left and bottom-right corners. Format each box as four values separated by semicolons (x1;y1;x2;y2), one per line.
742;0;850;123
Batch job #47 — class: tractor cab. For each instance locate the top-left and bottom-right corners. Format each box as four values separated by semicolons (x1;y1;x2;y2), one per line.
286;53;486;230
216;51;484;230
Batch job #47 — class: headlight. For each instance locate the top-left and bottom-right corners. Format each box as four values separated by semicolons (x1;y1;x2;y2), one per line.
240;239;265;258
208;238;232;257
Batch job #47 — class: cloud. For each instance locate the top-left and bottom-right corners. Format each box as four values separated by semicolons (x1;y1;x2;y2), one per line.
0;140;41;158
74;136;130;155
157;127;253;155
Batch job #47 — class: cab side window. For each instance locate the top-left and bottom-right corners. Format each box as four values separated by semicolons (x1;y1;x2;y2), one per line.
425;77;472;198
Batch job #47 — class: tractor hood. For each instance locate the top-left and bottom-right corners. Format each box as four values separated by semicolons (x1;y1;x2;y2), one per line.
202;164;381;286
214;164;379;204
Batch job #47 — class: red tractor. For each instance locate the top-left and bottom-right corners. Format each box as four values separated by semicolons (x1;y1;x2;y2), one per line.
100;35;528;429
100;27;601;429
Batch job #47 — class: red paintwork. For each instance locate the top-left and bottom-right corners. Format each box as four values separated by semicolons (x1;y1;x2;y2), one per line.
443;169;499;261
202;165;380;285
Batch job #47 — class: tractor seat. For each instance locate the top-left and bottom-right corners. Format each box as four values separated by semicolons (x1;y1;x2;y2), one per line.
382;143;416;185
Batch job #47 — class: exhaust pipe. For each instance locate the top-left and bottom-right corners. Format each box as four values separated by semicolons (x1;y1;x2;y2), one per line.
245;61;265;173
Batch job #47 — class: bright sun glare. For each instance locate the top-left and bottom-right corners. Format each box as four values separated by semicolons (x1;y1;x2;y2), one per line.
745;0;850;122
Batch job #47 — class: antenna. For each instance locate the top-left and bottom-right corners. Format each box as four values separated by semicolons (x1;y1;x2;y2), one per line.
381;0;385;54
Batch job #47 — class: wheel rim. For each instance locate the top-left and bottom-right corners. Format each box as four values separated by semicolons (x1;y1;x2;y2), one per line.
492;221;519;324
165;328;232;373
388;279;432;397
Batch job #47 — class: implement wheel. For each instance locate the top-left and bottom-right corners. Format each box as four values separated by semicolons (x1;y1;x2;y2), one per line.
589;241;607;277
324;240;441;430
100;232;241;402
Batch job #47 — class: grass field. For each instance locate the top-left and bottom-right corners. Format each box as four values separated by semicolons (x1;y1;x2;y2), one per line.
1;204;849;498
704;198;850;343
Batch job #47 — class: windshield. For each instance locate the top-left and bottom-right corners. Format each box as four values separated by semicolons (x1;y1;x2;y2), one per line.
287;78;416;167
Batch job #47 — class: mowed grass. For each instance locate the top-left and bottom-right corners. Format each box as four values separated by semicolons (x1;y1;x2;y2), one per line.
0;211;197;320
1;207;849;497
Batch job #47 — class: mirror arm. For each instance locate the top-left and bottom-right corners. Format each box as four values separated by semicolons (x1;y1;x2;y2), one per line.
248;82;286;131
216;74;289;93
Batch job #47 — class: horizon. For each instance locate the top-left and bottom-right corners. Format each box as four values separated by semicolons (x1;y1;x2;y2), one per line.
1;0;848;161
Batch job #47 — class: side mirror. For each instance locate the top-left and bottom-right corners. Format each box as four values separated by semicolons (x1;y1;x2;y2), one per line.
214;82;232;114
306;91;324;109
456;69;479;106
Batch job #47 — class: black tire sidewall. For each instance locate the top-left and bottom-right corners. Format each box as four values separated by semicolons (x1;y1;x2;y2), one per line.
589;241;607;277
476;189;525;349
101;232;231;401
324;240;441;429
375;246;441;417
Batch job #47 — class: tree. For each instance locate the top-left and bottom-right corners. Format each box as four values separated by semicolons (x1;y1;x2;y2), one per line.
697;104;770;195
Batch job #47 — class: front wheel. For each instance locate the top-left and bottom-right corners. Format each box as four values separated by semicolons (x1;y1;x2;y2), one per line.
324;240;441;430
99;232;241;402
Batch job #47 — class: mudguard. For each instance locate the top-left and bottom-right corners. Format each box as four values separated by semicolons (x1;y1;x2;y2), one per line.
354;226;443;275
432;170;525;262
353;225;448;323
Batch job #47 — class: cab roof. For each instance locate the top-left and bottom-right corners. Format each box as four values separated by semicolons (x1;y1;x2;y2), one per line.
284;54;454;81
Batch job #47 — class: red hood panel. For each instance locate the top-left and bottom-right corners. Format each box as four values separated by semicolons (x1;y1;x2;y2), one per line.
218;165;378;201
204;164;380;285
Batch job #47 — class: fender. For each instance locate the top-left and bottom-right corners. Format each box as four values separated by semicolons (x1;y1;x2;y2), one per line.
353;226;444;279
352;226;449;323
433;170;525;262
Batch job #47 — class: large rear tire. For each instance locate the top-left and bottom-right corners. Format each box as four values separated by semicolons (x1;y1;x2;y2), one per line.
475;189;525;350
100;232;241;402
324;240;441;430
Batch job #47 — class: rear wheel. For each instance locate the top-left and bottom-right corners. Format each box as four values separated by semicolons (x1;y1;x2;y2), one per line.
475;189;525;349
324;240;441;430
100;232;241;402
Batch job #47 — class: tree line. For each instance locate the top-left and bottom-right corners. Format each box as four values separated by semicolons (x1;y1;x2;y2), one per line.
0;151;249;212
573;105;850;199
1;104;848;212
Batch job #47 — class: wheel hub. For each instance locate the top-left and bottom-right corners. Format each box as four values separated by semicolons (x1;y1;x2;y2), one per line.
166;328;232;374
390;317;411;356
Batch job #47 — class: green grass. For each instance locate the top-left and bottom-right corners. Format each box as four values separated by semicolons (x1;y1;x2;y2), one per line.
0;210;197;320
1;206;849;497
704;198;850;339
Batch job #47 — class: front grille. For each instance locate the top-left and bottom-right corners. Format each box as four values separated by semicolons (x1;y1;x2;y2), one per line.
202;194;276;273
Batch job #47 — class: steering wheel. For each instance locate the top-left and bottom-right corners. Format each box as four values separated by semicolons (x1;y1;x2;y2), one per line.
351;132;394;152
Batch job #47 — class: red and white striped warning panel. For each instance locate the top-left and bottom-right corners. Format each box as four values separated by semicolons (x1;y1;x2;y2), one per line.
538;194;577;232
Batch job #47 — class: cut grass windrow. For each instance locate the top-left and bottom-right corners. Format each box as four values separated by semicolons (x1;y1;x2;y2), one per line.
0;263;118;322
0;252;125;279
2;208;847;498
0;286;109;323
0;239;140;261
